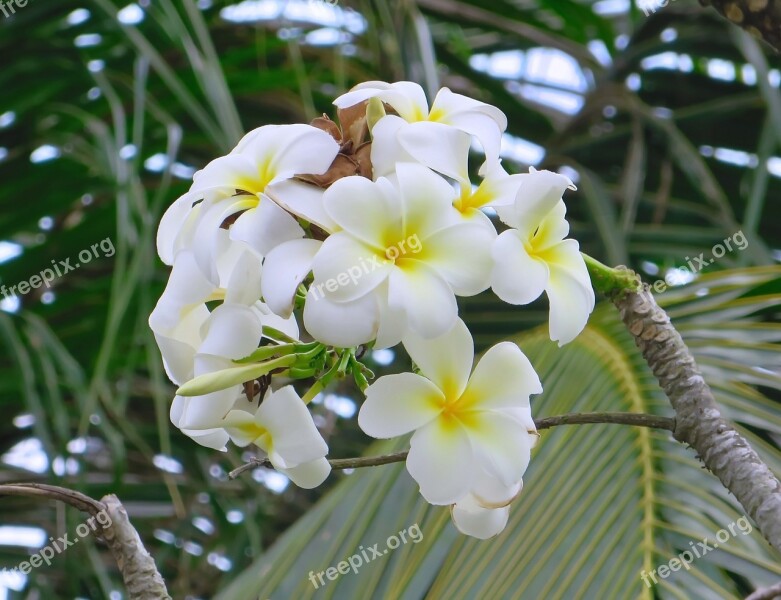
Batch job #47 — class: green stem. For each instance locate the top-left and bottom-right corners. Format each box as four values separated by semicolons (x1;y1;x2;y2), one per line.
582;253;641;297
301;380;324;405
262;326;299;344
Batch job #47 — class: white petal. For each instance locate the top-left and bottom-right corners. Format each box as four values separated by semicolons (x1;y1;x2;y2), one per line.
388;263;458;339
373;280;408;349
229;196;304;257
149;251;214;336
191;195;253;283
221;409;258;447
394;162;461;239
303;287;379;347
420;222;495;296
473;162;525;209
370;115;415;179
431;87;507;162
491;231;549;305
178;387;241;429
397;121;471;184
464;342;542;409
335;81;429;123
407;418;475;505
451;501;510;539
199;303;263;359
503;169;574;237
333;81;394;109
311;234;392;302
241;124;338;180
359;373;444;438
157;189;230;265
545;239;595;345
469;412;533;486
401;318;473;400
254;301;300;341
432;87;508;131
170;395;186;427
261;239;321;317
533;200;569;250
224;250;263;305
268;179;337;232
257;386;328;465
179;427;230;451
282;457;331;489
153;329;198;385
323;176;399;249
470;471;523;508
191;153;262;194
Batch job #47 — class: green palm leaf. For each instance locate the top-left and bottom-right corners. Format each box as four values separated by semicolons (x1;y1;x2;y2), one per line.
219;267;781;600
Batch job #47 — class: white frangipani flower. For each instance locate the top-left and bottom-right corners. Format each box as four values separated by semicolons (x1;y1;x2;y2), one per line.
491;169;595;346
358;318;541;509
452;160;527;225
221;386;331;488
335;81;507;180
304;163;495;347
158;124;339;271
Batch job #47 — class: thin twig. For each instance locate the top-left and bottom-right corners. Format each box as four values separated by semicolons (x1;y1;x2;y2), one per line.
0;483;105;516
228;411;674;479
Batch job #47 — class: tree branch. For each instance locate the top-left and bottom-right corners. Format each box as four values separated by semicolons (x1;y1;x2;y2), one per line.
228;411;675;479
0;484;171;600
746;581;781;600
699;0;781;52
587;260;781;552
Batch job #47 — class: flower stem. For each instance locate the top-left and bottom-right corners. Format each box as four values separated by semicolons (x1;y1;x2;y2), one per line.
301;380;324;405
582;252;642;297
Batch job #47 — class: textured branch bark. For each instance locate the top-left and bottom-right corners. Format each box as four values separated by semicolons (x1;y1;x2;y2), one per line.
746;580;781;600
0;484;171;599
607;273;781;552
100;494;172;599
699;0;781;51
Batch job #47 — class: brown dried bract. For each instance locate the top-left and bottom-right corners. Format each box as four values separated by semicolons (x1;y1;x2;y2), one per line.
298;103;374;188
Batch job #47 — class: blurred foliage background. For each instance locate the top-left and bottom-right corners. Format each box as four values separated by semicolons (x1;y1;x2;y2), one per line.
0;0;780;598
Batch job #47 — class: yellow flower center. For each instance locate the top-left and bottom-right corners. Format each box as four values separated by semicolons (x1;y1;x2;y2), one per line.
454;182;493;214
236;156;276;195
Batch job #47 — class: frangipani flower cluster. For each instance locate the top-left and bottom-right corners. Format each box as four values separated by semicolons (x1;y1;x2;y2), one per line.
151;80;595;538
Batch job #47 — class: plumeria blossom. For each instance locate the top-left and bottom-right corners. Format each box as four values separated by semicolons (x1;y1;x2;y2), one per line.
358;319;540;537
152;82;597;523
158;124;339;274
491;168;595;345
335;81;507;181
304;163;495;347
220;386;331;488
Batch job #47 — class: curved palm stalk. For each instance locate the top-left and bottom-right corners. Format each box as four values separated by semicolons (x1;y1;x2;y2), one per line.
587;257;781;552
700;0;781;51
0;484;171;600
